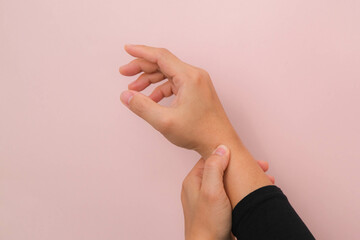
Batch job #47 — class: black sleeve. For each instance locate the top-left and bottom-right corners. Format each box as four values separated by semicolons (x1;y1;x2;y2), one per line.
231;185;315;240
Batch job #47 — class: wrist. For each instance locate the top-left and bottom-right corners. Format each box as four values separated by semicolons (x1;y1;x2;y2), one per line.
195;127;272;208
187;233;233;240
187;234;216;240
224;142;273;208
195;127;241;159
193;122;272;208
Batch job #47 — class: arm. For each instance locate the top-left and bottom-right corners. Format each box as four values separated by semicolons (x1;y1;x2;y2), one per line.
119;44;271;208
195;130;273;208
180;146;314;240
119;44;314;239
181;145;275;240
231;185;315;239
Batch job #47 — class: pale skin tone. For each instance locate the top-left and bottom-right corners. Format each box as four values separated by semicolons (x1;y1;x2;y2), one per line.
119;44;274;239
182;145;274;240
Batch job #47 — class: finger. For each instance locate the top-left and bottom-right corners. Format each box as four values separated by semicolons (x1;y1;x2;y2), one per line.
149;81;174;103
120;90;169;131
124;44;185;78
257;160;269;172
183;158;205;192
119;58;159;76
201;145;230;194
128;72;166;91
267;175;275;184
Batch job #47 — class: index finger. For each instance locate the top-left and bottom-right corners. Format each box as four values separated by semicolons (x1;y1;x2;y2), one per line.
124;44;185;78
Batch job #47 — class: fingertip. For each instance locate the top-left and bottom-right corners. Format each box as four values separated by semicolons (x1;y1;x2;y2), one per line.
257;160;269;172
120;90;135;107
211;144;230;170
268;175;275;184
119;65;124;74
124;44;135;49
119;64;131;75
213;144;229;157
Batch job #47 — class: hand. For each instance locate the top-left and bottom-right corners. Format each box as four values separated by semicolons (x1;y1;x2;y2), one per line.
181;145;274;240
119;44;273;207
119;44;237;158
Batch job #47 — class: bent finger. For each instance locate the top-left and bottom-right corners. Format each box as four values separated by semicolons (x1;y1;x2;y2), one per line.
120;90;168;131
119;58;159;76
149;81;174;103
124;44;185;78
128;72;166;91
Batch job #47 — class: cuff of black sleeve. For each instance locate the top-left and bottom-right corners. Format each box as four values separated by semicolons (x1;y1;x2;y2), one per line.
231;185;287;237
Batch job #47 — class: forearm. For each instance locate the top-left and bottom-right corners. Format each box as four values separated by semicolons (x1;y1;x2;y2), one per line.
196;127;273;208
231;186;315;239
224;137;273;208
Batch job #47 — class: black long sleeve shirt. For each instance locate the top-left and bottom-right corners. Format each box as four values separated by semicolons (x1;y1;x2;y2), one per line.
231;185;315;239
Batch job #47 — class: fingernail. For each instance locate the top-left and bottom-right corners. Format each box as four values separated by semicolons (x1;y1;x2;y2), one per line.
120;91;134;106
124;44;135;48
214;145;228;156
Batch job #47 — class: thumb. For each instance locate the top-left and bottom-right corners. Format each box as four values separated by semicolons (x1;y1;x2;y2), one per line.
120;90;166;130
201;145;230;195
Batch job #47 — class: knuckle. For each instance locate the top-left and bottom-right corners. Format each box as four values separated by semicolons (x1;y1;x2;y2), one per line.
159;47;170;54
191;69;202;80
172;75;182;86
205;157;221;169
199;68;210;78
154;84;164;93
201;188;220;202
158;48;170;58
158;114;175;133
190;68;210;84
181;178;188;191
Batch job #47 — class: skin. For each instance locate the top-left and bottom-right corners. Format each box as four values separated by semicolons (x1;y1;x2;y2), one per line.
181;145;274;240
119;44;274;239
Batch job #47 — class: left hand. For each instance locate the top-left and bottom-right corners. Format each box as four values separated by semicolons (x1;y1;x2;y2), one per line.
119;44;238;158
181;145;274;240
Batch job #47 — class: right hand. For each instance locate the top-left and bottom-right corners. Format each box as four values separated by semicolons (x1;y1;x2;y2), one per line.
181;144;274;240
119;44;238;157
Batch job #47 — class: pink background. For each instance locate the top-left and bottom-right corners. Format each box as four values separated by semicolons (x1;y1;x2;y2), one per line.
1;0;360;239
